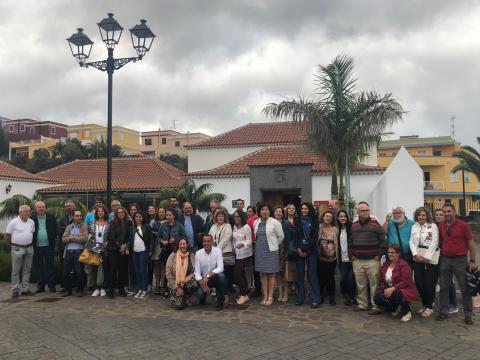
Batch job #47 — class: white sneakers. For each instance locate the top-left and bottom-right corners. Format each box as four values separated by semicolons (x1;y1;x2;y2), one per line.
100;289;107;297
92;289;100;297
421;308;433;318
134;290;146;299
92;289;107;297
416;307;426;315
400;311;412;322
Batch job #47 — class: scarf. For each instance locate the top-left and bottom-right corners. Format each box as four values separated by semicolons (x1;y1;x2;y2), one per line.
175;251;190;285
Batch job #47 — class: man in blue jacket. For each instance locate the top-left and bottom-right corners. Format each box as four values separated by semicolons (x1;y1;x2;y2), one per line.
31;201;58;293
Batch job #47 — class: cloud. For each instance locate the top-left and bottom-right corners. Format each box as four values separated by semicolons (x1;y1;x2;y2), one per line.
0;0;479;148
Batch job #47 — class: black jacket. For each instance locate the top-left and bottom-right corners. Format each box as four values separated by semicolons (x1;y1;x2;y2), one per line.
336;222;353;264
57;213;74;253
129;224;153;254
178;214;205;249
107;220;132;251
31;213;58;249
294;217;319;255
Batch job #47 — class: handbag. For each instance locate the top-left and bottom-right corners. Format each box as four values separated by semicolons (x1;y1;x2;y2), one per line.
79;248;101;266
415;246;440;265
287;239;298;261
223;251;235;266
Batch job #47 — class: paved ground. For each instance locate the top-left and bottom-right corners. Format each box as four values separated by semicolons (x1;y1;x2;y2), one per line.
0;283;479;359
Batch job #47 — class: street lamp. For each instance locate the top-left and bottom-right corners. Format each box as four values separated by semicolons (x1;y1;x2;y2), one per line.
67;13;155;206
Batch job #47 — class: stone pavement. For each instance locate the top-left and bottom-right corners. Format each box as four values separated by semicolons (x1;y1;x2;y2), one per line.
0;283;479;359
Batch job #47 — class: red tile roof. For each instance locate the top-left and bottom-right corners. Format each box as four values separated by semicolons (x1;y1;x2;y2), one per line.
185;122;306;149
189;145;384;177
37;158;185;193
0;161;55;183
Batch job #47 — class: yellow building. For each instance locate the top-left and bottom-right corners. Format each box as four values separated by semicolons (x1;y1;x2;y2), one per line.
378;135;480;213
8;137;61;160
140;129;210;157
68;124;142;156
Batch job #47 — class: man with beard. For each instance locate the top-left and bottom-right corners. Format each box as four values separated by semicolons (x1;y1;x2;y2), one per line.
383;206;415;266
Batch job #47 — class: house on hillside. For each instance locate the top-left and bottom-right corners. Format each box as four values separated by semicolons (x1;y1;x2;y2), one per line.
36;158;185;208
187;122;384;211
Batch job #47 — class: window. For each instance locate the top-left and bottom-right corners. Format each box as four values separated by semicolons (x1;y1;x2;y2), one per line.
450;171;457;183
20;124;25;132
161;137;167;145
464;171;471;183
8;125;14;132
378;153;387;157
391;152;397;157
84;130;90;137
433;150;442;156
175;140;180;147
50;127;56;135
29;127;35;134
144;138;152;146
417;150;427;156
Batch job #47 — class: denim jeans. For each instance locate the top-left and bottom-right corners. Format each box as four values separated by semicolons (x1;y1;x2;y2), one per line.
63;249;84;293
33;246;55;290
296;253;320;304
11;245;34;293
439;255;472;316
374;289;410;316
339;261;356;301
196;272;227;305
132;250;148;291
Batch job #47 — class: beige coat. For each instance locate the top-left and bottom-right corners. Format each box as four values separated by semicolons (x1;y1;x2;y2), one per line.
165;251;196;290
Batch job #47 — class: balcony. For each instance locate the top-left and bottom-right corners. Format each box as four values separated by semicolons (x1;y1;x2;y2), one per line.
424;181;444;191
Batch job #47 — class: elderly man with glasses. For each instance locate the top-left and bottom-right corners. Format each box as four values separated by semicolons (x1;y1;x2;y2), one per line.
382;206;415;266
351;201;386;314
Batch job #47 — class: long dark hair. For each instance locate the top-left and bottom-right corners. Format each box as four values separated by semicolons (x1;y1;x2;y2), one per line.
301;202;316;219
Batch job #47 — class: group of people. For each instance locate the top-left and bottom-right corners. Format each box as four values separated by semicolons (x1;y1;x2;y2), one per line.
4;196;478;322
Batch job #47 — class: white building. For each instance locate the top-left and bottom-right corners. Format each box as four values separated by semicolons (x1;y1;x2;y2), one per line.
0;161;56;231
187;122;384;212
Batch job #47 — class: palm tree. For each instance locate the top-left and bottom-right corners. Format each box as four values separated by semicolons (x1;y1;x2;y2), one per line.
452;137;480;180
0;194;87;220
157;179;226;213
263;54;404;202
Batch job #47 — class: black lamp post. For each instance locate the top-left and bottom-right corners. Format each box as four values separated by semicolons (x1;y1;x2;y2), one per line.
67;13;155;206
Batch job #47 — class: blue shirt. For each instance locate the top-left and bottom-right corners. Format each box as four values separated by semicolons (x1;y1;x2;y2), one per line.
84;211;95;225
387;218;415;258
184;216;194;248
67;223;83;250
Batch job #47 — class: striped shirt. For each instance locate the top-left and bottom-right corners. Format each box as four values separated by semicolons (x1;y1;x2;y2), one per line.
351;217;386;259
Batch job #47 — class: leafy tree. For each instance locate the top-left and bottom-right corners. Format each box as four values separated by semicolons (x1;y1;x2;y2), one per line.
159;153;188;172
263;54;403;200
84;137;124;159
0;194;87;220
452;137;480;181
157;179;225;213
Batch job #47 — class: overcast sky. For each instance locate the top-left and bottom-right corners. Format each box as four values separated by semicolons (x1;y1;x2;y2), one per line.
0;0;479;146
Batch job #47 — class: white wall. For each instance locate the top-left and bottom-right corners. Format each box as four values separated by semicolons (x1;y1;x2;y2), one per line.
188;146;263;172
191;177;251;213
369;147;424;221
312;173;383;203
0;179;55;232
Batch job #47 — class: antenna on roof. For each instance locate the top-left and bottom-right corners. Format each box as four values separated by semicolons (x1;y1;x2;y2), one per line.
450;115;455;140
171;119;178;130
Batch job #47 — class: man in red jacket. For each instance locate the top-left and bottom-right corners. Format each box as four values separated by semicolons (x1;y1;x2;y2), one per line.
436;203;477;325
